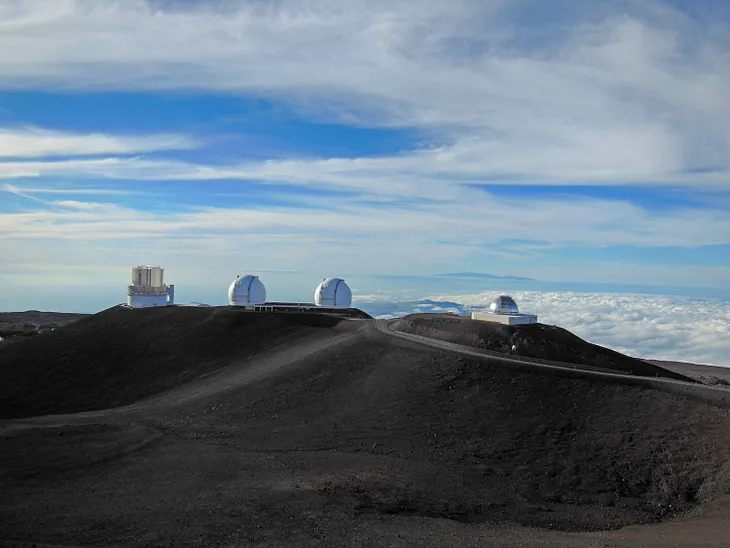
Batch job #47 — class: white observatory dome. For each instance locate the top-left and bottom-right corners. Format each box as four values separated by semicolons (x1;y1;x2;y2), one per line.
228;274;267;306
489;295;520;315
314;278;352;308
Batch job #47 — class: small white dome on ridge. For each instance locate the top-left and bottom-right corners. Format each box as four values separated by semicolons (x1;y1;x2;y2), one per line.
490;295;520;315
229;275;267;306
314;278;352;308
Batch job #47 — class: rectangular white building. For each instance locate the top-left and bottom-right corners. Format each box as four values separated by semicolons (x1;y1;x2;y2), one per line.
471;295;538;325
471;311;537;325
127;265;174;308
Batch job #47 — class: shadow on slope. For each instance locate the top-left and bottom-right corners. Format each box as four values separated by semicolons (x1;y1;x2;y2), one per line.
172;327;730;531
0;305;355;419
392;314;690;380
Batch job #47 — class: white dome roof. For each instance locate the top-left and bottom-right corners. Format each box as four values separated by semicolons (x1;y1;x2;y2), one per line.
314;277;352;308
228;275;267;306
490;295;520;315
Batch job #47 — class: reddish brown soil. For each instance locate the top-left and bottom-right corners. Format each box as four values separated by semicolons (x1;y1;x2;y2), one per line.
1;309;730;547
392;314;691;380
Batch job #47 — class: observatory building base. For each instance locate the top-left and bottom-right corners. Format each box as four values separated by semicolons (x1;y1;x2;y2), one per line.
471;312;538;325
127;294;169;308
126;265;173;308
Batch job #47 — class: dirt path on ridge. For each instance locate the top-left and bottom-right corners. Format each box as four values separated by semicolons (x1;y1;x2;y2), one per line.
0;327;362;436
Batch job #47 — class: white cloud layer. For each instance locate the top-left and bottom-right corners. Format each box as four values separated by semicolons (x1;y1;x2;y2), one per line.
403;291;730;366
0;0;728;184
2;190;730;256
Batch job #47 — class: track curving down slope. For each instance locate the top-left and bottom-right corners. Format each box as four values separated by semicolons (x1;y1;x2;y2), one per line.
376;319;730;406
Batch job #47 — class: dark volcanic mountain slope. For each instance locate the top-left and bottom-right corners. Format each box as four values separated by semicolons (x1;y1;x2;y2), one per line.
0;305;356;419
2;319;730;545
391;314;689;380
155;326;730;531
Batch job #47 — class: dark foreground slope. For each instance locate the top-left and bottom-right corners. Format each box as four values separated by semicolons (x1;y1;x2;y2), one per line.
2;313;730;546
392;314;689;380
0;305;360;418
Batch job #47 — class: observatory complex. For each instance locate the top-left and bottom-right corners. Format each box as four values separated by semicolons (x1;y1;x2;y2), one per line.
471;295;537;325
228;274;354;313
124;266;356;314
127;266;174;308
123;266;530;325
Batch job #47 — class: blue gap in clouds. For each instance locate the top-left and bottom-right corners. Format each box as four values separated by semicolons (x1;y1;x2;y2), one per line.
157;182;358;212
14;177;439;214
0;193;40;213
28;179;360;213
0;91;421;162
469;184;729;212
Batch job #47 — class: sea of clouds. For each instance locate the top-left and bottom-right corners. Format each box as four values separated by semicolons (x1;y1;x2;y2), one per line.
355;291;730;367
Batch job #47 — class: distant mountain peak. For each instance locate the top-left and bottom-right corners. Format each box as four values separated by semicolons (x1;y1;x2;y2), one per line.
436;272;535;281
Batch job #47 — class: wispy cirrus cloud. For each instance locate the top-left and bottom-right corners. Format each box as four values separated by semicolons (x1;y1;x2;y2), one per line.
0;127;196;158
1;144;728;192
0;183;142;196
51;200;108;210
2;189;730;258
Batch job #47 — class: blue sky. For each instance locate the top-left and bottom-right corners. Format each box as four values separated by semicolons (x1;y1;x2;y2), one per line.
1;0;729;313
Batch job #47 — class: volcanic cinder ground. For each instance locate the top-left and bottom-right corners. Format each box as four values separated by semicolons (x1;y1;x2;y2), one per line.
2;306;730;547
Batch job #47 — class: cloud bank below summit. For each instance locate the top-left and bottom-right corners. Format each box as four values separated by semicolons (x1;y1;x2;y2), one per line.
358;291;730;367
